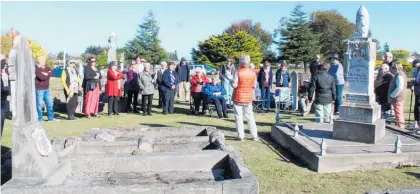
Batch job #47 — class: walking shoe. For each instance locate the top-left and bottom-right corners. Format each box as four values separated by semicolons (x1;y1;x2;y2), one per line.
236;137;244;141
48;118;58;122
253;137;260;141
334;112;339;116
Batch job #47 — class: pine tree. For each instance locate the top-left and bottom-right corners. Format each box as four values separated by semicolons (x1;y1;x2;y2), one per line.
275;5;320;64
124;10;167;64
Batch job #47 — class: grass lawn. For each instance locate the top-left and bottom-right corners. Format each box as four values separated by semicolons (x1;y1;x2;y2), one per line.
2;77;420;194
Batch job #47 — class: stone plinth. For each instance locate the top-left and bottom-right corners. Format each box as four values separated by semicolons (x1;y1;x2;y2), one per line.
333;119;385;144
333;38;385;144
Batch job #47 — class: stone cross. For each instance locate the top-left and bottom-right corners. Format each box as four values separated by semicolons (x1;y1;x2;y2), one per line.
8;36;58;178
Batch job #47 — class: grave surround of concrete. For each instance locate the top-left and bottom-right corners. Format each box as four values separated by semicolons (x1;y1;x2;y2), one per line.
2;34;258;194
271;123;420;173
3;126;259;194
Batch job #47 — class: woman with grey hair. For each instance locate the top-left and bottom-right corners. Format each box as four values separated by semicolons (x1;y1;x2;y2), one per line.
139;63;155;116
105;61;124;116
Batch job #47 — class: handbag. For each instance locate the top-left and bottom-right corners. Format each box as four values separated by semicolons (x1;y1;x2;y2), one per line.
195;84;203;93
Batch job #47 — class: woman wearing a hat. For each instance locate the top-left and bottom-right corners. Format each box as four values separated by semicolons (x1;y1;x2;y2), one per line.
328;53;345;115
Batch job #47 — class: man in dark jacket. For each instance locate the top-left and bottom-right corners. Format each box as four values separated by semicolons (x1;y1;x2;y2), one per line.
309;55;321;76
160;62;179;115
374;63;393;118
156;61;167;108
175;57;190;102
308;63;336;123
411;59;420;128
257;61;273;111
1;59;9;137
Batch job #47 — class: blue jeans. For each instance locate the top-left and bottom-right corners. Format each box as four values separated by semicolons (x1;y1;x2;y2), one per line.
36;89;54;121
261;87;271;110
222;80;233;105
334;84;344;113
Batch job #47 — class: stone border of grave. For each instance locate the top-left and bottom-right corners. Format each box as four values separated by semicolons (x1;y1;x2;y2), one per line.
2;126;259;194
271;123;420;173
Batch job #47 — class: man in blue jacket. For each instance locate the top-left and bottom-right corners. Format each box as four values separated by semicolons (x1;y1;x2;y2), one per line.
160;62;179;115
258;61;273;111
328;53;345;115
204;76;228;119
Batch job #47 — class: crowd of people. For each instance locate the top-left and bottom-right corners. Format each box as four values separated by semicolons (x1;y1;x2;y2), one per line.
1;47;419;141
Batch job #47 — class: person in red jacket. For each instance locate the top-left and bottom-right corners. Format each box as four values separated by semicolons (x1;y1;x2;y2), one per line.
105;61;125;116
190;67;211;115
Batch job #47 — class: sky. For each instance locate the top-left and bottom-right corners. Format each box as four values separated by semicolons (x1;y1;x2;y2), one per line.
1;1;420;59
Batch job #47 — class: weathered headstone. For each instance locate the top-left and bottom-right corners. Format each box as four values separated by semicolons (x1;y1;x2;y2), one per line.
333;5;385;144
8;36;58;178
291;71;298;110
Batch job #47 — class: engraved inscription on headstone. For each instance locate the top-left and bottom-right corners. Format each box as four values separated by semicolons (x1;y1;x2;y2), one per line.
32;128;53;156
347;58;369;94
291;71;298;110
346;94;369;103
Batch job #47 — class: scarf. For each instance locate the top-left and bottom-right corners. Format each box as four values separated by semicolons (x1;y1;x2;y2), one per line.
264;67;270;84
67;67;79;103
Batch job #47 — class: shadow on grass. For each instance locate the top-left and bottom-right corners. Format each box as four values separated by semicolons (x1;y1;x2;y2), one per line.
138;124;171;128
1;146;12;185
257;131;306;166
177;121;241;134
405;172;420;180
178;121;307;167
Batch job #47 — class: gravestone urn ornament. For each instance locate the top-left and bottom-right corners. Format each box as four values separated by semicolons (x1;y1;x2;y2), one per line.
332;5;385;144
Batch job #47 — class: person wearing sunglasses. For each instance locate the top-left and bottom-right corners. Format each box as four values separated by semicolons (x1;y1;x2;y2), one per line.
83;57;102;119
61;60;82;120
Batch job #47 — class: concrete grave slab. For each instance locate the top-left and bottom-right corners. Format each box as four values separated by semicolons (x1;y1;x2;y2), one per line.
271;123;420;173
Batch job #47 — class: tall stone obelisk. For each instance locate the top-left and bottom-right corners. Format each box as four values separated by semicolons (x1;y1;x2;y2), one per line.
333;5;385;144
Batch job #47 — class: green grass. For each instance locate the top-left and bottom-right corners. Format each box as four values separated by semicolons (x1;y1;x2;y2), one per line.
2;78;420;194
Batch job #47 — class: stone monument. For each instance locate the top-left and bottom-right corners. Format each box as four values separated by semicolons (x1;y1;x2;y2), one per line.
107;32;117;63
8;36;59;178
291;71;298;110
333;5;385;144
119;52;125;71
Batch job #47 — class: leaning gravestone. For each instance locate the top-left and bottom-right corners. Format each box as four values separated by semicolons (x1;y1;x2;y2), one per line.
7;36;58;178
291;71;298;110
333;5;385;144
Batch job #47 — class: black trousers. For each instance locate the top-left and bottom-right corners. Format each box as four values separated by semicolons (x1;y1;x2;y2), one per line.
64;90;79;119
126;89;139;112
142;94;154;115
158;87;164;107
108;96;120;114
163;89;175;114
415;95;420;122
210;98;228;118
192;92;207;112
